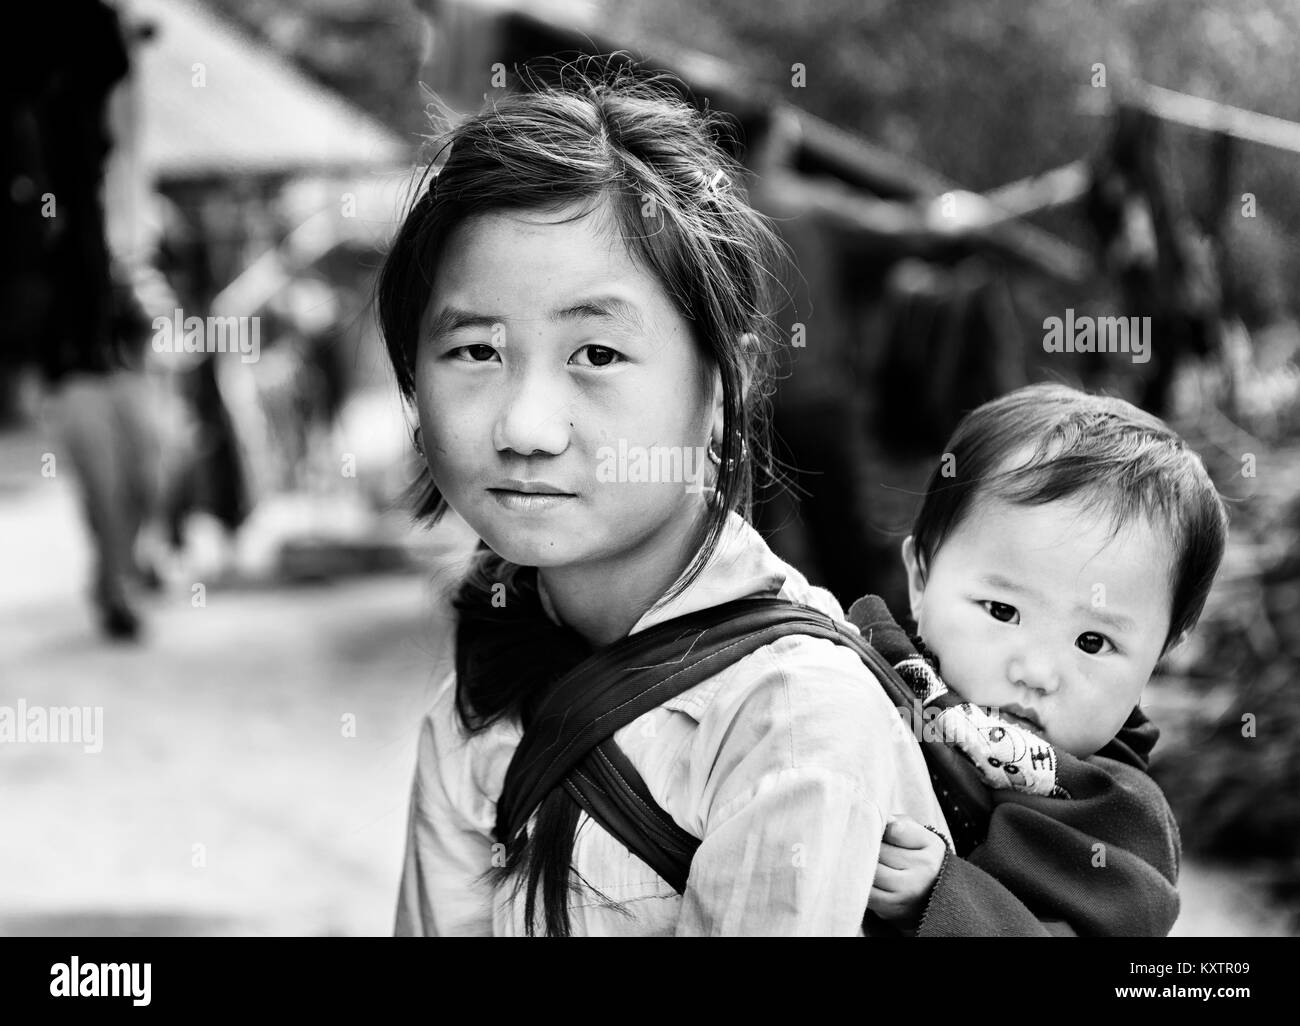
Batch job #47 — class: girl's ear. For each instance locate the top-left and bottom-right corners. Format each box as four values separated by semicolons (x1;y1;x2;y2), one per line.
710;363;725;443
901;536;927;624
710;335;753;442
737;333;756;398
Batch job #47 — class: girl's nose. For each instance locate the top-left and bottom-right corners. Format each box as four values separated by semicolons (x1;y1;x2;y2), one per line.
493;375;572;457
1007;650;1061;695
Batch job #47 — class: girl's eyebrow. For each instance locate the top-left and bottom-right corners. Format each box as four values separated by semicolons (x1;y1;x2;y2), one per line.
427;296;645;343
426;307;498;343
551;296;645;335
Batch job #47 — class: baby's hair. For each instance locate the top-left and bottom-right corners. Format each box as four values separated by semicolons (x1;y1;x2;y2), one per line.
375;56;794;936
910;382;1229;653
375;56;790;608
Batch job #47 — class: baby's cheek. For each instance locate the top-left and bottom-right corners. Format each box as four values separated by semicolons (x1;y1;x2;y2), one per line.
947;671;998;711
926;614;982;695
1076;690;1134;755
931;644;987;708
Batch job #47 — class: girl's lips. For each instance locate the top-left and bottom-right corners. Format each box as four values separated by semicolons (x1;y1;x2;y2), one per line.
488;489;576;512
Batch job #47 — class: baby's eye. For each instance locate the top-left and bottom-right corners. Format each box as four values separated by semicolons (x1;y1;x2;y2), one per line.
1076;632;1115;655
981;601;1020;624
448;344;499;363
570;344;624;368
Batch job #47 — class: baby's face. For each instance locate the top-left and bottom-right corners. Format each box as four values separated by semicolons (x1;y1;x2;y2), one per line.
902;494;1175;756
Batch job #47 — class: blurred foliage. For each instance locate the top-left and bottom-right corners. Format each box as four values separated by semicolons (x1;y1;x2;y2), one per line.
603;0;1300;320
1145;359;1300;917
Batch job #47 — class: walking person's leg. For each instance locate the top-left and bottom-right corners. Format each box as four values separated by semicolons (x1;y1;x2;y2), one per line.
50;371;142;638
109;367;167;589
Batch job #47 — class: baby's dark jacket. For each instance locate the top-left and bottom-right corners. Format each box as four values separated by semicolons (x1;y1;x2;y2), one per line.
853;597;1181;937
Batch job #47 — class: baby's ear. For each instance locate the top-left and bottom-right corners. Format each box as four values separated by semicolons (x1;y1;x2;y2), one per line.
900;536;926;623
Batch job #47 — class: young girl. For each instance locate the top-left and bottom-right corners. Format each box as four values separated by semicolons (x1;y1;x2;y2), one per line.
380;63;950;936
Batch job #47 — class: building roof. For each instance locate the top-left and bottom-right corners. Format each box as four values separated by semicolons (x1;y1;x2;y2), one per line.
128;0;412;181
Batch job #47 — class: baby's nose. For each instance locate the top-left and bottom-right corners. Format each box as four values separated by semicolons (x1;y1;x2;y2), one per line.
1008;650;1061;694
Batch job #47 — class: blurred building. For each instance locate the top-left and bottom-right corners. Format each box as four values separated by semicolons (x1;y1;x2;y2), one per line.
111;0;419;573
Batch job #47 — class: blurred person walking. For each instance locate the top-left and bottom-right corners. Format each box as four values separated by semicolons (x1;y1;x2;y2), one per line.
44;267;167;639
13;0;165;638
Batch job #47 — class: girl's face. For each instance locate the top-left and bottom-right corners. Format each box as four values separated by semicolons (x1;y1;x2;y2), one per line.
415;200;721;572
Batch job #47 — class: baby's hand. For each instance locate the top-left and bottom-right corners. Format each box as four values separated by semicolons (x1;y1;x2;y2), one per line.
868;815;948;927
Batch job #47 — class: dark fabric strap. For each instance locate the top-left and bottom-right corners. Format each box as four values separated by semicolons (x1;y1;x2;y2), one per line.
565;741;700;893
496;596;871;847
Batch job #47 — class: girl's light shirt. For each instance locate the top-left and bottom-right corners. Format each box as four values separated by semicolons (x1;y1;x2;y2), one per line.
394;512;952;936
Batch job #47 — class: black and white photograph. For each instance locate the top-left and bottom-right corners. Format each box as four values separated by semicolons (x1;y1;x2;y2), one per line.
1;0;1297;995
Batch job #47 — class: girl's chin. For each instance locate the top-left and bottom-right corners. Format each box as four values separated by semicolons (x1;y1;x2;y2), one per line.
474;525;593;568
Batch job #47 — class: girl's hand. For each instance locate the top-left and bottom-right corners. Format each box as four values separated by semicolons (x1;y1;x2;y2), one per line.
867;815;948;927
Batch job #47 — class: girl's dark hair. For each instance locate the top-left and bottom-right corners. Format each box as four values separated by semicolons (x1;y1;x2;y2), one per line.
910;382;1230;654
375;58;791;933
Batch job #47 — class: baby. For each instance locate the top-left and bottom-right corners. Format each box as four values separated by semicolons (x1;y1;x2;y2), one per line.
862;382;1229;935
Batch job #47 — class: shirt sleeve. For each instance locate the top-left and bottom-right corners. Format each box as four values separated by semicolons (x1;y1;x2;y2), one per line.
393;699;497;937
676;765;885;936
672;640;895;936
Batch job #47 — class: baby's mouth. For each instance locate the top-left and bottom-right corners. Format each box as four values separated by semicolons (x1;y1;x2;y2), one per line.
997;704;1045;734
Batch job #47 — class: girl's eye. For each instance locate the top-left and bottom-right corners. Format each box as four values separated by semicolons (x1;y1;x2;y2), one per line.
981;601;1020;624
1076;632;1115;656
449;344;498;363
570;344;624;368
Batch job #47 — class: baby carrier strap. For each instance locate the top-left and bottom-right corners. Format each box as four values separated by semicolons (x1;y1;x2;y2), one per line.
563;738;701;893
496;595;992;895
496;597;848;852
